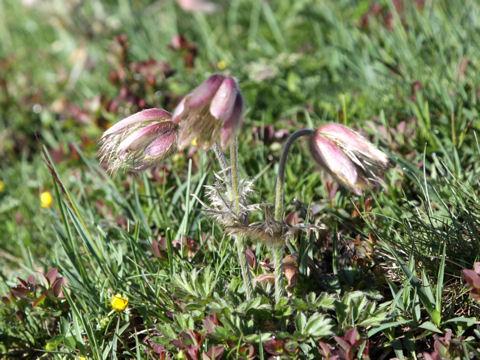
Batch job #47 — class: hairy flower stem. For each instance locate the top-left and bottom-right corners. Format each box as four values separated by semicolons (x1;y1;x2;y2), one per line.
230;137;254;299
273;129;314;303
212;141;229;175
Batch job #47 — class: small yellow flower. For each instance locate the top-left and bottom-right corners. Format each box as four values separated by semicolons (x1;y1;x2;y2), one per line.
217;60;227;70
0;181;4;192
40;191;53;208
191;137;198;147
110;293;128;311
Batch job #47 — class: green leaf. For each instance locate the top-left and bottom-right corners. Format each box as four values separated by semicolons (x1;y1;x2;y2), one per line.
304;313;333;337
367;320;411;338
295;311;307;332
419;321;442;334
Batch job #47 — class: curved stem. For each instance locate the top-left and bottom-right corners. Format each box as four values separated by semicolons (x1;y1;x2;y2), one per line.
272;128;313;304
274;129;314;221
230;137;254;299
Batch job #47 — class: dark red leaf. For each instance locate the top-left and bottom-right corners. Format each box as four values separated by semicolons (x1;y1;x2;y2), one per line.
45;268;59;286
152;240;162;258
186;344;200;360
318;342;332;356
203;346;224;360
52;277;67;298
344;328;358;345
11;286;31;298
27;274;37;286
171;339;185;349
285;211;299;226
462;269;480;289
263;339;284;356
186;329;206;346
246;249;256;268
333;336;350;352
203;312;219;334
17;277;28;288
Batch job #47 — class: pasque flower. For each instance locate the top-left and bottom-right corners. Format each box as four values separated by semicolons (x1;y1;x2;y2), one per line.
98;108;178;172
309;124;388;195
172;74;243;150
177;0;218;13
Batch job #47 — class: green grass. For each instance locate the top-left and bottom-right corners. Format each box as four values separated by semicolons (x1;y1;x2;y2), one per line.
1;0;480;358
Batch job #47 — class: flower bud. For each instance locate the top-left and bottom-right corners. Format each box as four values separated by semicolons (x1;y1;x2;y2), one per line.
177;0;218;13
173;74;243;150
98;108;178;173
103;108;171;138
309;124;387;194
309;133;368;195
316;123;388;169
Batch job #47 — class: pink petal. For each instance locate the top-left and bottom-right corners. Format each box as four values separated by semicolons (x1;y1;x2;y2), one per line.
318;123;388;167
145;130;177;157
310;132;366;195
172;98;186;123
210;77;238;121
103;108;171;137
177;0;218;13
117;121;176;154
187;74;224;109
220;93;243;148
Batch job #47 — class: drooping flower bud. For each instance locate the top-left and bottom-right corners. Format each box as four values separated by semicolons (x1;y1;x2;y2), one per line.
173;75;243;150
309;124;388;195
176;0;218;13
316;124;388;169
98;108;178;173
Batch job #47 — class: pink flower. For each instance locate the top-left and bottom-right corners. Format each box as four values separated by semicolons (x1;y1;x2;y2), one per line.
173;74;243;150
98;109;178;172
176;0;218;13
316;124;388;169
309;124;388;195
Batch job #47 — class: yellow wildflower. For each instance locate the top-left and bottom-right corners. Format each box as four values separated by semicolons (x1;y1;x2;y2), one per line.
0;181;4;192
217;60;227;70
40;191;53;208
110;294;128;311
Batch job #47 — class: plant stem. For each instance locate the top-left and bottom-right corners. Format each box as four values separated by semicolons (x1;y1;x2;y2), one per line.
274;129;314;221
236;234;253;298
273;128;313;304
230;136;254;299
230;137;240;214
273;244;284;304
212;141;229;174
